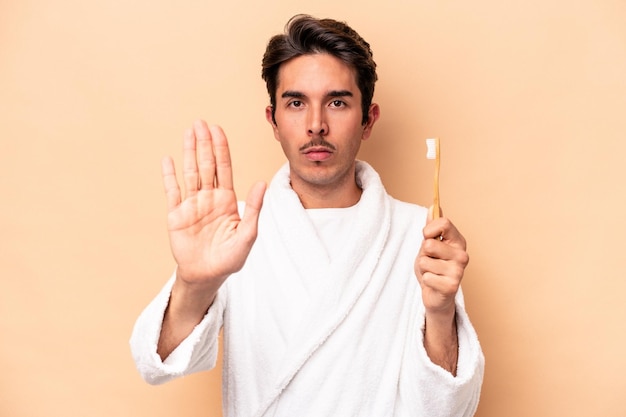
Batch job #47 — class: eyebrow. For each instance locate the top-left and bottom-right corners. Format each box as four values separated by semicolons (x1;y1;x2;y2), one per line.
281;91;305;99
281;90;354;99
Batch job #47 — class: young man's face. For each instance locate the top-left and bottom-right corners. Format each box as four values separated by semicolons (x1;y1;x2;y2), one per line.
266;53;379;204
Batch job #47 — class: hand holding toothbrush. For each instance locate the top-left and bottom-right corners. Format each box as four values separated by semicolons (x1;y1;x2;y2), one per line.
414;138;470;375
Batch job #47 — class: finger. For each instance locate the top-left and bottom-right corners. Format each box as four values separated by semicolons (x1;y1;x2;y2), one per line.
238;181;267;244
195;120;216;190
182;127;199;197
426;205;445;241
418;248;468;279
209;125;234;190
423;217;466;249
427;205;444;222
423;217;449;241
420;271;462;300
420;236;470;268
161;156;181;211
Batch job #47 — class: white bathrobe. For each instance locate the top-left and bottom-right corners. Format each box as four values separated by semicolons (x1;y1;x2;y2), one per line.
130;161;484;417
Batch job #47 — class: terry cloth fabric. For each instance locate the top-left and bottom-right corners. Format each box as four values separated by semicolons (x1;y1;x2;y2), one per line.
130;160;485;417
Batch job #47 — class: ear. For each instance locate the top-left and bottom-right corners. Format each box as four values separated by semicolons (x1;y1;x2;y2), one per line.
361;103;380;140
265;106;280;140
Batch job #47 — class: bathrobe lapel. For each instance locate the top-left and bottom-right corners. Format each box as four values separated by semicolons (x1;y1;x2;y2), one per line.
252;161;391;416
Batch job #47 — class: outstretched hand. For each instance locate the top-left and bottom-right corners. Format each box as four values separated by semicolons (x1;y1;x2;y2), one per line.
162;121;266;290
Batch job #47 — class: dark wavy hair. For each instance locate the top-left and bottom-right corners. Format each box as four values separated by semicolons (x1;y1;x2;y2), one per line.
261;15;378;125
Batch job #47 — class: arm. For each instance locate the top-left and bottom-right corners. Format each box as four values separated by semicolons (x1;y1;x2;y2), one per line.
423;305;458;376
415;207;469;376
129;273;226;385
400;293;484;417
156;275;219;360
157;121;266;360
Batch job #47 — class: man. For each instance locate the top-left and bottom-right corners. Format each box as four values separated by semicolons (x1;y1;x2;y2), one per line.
131;14;484;417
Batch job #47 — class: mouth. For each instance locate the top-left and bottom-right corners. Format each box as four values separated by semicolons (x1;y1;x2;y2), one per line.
300;138;336;162
302;145;334;162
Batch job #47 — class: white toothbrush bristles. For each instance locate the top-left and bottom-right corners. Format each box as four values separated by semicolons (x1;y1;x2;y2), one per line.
426;138;438;159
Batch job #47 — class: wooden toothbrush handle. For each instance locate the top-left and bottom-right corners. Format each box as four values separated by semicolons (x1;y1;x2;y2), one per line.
433;139;440;219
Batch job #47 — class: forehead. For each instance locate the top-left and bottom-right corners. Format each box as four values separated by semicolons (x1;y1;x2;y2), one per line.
276;53;359;95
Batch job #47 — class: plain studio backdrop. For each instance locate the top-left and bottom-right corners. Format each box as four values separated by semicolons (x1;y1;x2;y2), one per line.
1;0;625;416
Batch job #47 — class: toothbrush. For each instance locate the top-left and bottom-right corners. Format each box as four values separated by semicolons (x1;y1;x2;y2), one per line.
426;138;440;219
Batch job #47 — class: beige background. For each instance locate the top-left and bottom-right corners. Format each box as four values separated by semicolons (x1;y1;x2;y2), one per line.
2;0;625;416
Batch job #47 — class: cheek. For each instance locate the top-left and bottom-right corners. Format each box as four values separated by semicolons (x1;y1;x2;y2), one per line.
272;126;281;142
275;111;302;132
279;139;300;159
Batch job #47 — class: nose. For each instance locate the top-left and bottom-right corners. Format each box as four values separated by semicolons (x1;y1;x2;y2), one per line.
307;106;329;136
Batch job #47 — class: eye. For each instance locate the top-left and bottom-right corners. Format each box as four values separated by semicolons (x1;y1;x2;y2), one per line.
330;100;345;108
289;100;303;108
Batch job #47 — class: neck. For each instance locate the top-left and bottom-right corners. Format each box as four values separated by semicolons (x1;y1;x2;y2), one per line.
291;177;362;209
297;186;362;209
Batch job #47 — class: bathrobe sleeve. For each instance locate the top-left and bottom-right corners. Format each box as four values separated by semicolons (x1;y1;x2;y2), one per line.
129;272;226;385
400;288;485;417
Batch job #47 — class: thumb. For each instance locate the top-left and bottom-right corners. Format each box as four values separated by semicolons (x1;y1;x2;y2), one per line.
239;181;267;238
427;205;444;222
243;181;266;219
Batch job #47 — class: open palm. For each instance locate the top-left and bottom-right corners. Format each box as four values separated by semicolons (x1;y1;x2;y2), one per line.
162;121;266;287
